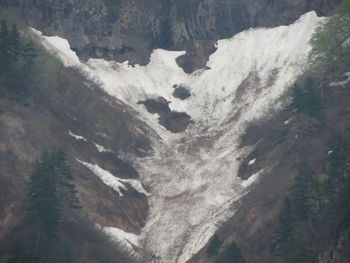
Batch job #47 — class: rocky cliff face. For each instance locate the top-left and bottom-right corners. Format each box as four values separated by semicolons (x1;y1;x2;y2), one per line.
1;0;341;70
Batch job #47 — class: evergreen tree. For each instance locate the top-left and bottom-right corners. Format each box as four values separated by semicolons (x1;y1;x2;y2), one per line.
51;149;80;209
9;23;21;61
309;0;350;75
328;136;349;180
29;152;62;236
0;20;11;72
216;242;245;263
292;77;323;120
292;83;307;114
276;197;295;245
207;234;222;257
0;20;37;91
8;149;80;263
290;164;314;222
304;77;323;120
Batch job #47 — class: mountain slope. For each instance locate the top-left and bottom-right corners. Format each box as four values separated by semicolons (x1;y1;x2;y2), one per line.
32;11;326;263
1;1;349;263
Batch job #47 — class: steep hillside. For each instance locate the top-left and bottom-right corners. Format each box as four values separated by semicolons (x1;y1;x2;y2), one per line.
0;28;152;262
1;1;349;263
188;67;350;263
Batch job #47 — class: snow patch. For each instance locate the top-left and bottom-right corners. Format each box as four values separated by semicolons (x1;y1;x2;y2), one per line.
103;226;140;250
248;159;256;166
68;131;87;142
77;159;148;196
242;170;263;188
30;28;80;67
94;143;114;153
284;118;293;125
330;72;350;87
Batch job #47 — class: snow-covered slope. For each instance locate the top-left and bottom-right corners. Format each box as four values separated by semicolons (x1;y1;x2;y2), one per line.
32;11;324;263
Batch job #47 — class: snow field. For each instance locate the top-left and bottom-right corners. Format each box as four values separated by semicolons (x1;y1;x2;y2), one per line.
33;12;325;263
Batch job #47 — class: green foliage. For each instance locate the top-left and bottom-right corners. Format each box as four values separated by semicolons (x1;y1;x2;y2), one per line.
216;242;246;263
323;135;350;196
309;0;350;75
29;156;62;235
8;149;80;263
0;20;37;92
274;165;320;261
274;134;350;263
292;76;324;120
207;234;222;257
29;149;80;232
276;197;296;247
317;173;328;184
290;164;316;221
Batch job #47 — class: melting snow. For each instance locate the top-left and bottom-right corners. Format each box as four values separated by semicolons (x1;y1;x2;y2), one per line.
34;11;325;263
68;131;87;141
30;28;80;67
102;226;140;251
330;72;350;87
77;159;148;196
284;118;293;125
248;159;256;165
242;170;263;188
94;143;114;153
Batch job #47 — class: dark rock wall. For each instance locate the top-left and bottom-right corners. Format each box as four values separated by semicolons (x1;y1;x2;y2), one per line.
1;0;341;67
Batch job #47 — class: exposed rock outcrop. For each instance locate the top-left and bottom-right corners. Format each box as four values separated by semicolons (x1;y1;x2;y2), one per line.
172;85;191;100
1;0;341;70
138;97;192;133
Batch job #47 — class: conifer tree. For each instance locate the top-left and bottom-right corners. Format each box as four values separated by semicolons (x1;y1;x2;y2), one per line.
0;20;37;91
21;149;80;262
290;164;314;222
324;135;350;197
51;149;80;209
216;242;246;263
9;23;21;61
207;234;222;257
277;197;295;245
292;77;323;120
0;20;10;72
304;77;323;120
29;151;62;236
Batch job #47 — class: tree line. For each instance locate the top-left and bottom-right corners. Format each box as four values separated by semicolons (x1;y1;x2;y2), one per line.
0;20;37;93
